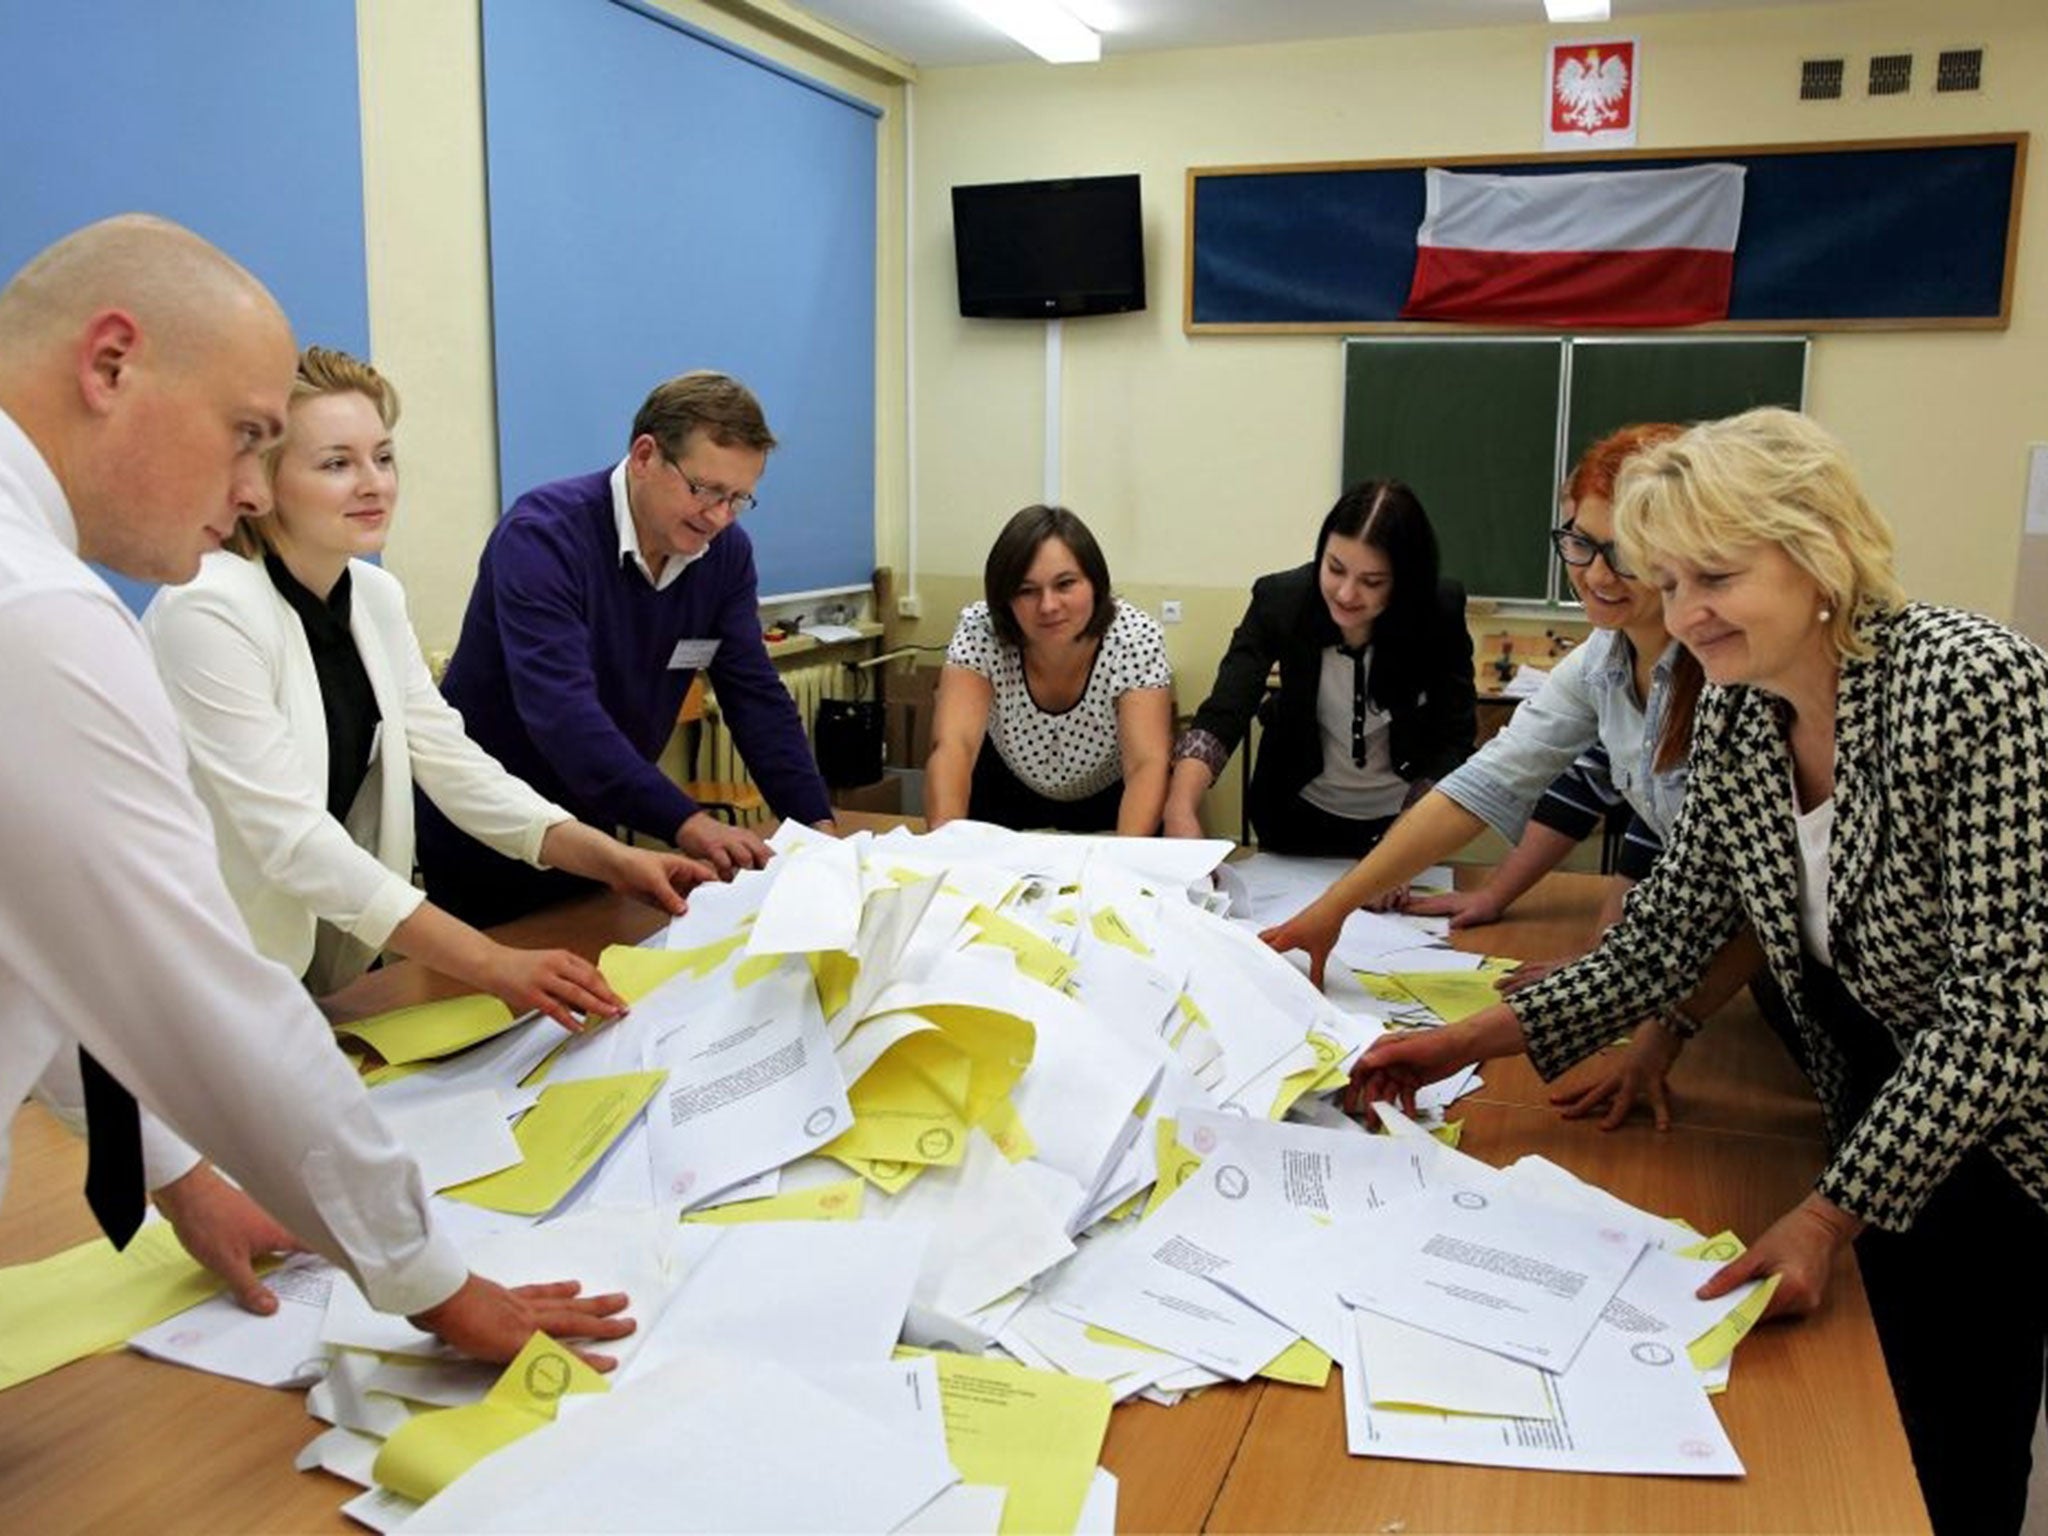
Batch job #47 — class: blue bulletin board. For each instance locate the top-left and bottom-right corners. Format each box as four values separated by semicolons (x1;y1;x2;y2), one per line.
1188;134;2025;333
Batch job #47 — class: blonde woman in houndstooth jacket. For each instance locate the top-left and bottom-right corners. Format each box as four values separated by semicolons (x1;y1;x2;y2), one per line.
1348;407;2048;1536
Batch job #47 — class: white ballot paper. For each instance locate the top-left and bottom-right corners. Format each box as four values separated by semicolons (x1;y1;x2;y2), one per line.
1342;1278;1743;1477
1066;1125;1344;1379
637;960;851;1208
128;1253;337;1388
398;1350;958;1535
746;832;869;955
1340;1185;1646;1371
377;1089;523;1192
626;1220;928;1381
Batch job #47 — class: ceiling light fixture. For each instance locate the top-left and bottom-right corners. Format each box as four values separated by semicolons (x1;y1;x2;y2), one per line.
961;0;1102;65
1544;0;1612;21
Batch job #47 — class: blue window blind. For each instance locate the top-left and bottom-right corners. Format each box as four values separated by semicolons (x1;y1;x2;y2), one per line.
481;0;879;597
0;0;370;614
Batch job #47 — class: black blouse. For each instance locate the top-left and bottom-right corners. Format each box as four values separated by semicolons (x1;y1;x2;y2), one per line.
264;554;381;821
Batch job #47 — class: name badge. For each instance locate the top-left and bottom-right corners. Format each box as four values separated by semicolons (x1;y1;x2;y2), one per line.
668;638;721;670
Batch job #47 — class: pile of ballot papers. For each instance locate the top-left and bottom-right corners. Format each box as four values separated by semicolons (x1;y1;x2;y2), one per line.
1;824;1777;1533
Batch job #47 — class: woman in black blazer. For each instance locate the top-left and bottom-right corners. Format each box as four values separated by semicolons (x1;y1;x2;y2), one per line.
1163;480;1475;856
1350;408;2048;1536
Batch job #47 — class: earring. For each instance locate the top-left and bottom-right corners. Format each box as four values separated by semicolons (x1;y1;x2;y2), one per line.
1818;605;1834;623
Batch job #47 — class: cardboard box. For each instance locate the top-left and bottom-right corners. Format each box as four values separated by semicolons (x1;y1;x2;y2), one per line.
831;774;904;815
884;665;942;769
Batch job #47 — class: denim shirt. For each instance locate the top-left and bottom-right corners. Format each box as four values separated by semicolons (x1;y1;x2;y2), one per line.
1438;629;1690;845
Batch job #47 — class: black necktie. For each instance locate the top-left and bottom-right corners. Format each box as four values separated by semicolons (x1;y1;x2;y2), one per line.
78;1047;146;1249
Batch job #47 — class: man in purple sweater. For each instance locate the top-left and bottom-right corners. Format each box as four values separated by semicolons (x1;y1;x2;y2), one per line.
421;372;835;926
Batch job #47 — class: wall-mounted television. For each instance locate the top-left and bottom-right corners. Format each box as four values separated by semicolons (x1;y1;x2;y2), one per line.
952;173;1145;320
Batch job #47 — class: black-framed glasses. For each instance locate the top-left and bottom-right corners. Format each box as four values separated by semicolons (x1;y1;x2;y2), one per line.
660;449;758;516
1549;524;1633;579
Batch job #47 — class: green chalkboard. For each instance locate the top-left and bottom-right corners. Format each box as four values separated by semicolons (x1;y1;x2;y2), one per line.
1342;339;1563;601
1343;336;1807;600
1566;339;1807;471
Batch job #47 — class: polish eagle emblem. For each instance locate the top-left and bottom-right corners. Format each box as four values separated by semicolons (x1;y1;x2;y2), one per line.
1554;47;1631;132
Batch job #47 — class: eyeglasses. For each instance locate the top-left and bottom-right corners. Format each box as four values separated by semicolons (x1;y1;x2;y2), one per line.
1549;524;1634;579
661;450;757;516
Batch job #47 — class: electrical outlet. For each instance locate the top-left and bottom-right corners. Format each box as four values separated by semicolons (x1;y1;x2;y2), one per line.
896;593;922;619
1161;599;1183;624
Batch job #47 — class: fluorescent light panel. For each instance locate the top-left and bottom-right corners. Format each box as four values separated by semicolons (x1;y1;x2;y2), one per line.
1544;0;1612;21
961;0;1101;64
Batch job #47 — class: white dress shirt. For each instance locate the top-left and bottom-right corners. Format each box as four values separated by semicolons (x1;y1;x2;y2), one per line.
146;550;570;992
0;407;465;1316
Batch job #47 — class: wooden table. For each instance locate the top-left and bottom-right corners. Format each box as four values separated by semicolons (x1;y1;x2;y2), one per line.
0;869;1928;1534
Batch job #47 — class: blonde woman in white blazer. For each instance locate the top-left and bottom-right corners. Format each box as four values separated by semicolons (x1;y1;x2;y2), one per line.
146;348;713;1027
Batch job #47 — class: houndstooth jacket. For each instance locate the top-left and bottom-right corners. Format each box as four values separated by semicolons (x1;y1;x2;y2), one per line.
1511;603;2048;1232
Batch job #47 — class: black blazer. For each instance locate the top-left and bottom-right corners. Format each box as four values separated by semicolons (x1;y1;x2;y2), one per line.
1514;604;2048;1232
1186;565;1477;818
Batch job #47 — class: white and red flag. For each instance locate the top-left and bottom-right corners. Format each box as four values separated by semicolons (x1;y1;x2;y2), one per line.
1400;163;1746;328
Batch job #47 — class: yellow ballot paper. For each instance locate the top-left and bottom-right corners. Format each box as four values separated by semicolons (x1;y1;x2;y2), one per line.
1677;1230;1783;1370
1141;1118;1205;1221
334;993;517;1065
1390;970;1510;1024
672;929;751;981
0;1222;222;1391
1270;1031;1348;1119
683;1178;866;1224
966;907;1078;991
595;943;694;1003
809;949;859;1020
1088;907;1150;956
373;1333;607;1503
978;1096;1037;1163
826;1039;973;1167
828;1151;929;1195
443;1070;665;1215
929;1351;1112;1536
1256;1336;1334;1388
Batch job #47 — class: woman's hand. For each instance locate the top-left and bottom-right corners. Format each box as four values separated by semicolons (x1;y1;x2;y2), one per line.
410;1275;635;1373
602;844;718;914
1344;1006;1528;1117
1696;1192;1864;1320
1261;902;1346;989
1404;888;1505;930
1548;1017;1684;1131
1496;958;1562;995
478;944;627;1032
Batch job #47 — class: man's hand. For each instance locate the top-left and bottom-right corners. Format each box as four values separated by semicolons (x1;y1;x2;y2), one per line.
601;845;718;916
1696;1192;1863;1320
1549;1017;1685;1131
477;944;627;1031
410;1274;636;1372
675;812;773;879
152;1163;308;1315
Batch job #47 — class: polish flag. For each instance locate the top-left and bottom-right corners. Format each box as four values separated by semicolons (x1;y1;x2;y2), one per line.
1401;163;1746;327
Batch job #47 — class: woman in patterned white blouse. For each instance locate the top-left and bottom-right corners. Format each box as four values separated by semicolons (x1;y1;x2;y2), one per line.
1349;408;2048;1536
926;505;1173;834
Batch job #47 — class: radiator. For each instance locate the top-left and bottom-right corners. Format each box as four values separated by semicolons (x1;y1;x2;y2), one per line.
690;655;859;825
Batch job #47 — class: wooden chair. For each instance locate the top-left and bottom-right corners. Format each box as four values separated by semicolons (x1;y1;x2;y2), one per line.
676;675;765;824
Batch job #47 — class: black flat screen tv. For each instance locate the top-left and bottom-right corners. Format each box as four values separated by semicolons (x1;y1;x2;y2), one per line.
952;173;1145;319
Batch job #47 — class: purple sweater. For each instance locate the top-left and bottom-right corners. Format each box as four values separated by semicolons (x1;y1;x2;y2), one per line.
438;469;831;841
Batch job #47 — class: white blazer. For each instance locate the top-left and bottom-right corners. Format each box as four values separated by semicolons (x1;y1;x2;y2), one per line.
145;552;568;987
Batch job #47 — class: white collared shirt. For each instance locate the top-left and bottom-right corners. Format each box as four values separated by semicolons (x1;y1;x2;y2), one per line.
0;406;465;1317
611;458;707;592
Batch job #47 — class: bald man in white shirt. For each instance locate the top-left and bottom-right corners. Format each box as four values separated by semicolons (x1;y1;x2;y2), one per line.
0;215;631;1367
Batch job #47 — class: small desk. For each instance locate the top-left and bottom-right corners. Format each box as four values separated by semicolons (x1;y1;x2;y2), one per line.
0;868;1927;1534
